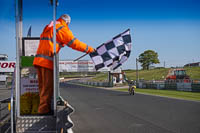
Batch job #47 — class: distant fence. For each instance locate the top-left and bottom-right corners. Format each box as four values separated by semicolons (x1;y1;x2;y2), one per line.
79;81;112;87
137;80;200;92
63;78;113;87
62;78;200;92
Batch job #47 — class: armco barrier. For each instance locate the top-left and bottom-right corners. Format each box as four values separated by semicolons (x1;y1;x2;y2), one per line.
164;83;177;90
146;83;157;89
138;81;200;92
66;79;112;87
177;82;192;91
85;81;111;87
156;83;165;89
191;83;200;92
65;79;200;91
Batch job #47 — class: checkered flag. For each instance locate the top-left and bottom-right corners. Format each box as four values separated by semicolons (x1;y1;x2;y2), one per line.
89;29;132;71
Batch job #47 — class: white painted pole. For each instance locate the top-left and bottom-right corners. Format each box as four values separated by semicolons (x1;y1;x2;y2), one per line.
15;0;23;118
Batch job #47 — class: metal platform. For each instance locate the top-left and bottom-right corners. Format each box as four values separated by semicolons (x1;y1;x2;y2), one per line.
16;116;56;133
16;105;74;133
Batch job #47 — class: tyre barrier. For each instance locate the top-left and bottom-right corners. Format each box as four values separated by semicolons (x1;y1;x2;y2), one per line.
138;82;200;92
65;79;112;87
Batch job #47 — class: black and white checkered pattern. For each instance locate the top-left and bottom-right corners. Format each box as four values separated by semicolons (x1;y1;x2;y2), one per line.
89;29;132;71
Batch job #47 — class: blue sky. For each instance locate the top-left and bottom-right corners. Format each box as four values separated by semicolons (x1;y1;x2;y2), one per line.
0;0;200;69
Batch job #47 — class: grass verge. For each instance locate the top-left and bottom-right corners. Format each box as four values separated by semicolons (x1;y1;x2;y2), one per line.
117;88;200;102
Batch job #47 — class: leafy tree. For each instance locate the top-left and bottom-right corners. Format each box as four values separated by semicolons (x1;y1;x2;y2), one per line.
138;50;160;70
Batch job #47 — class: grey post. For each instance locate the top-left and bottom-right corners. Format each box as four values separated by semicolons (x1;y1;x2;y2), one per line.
15;0;23;118
53;0;57;116
136;58;139;84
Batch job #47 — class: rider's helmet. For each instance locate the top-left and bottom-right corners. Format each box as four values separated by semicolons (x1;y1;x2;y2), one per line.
131;80;134;84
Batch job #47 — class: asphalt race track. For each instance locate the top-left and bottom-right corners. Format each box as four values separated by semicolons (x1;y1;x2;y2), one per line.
60;82;200;133
0;89;11;101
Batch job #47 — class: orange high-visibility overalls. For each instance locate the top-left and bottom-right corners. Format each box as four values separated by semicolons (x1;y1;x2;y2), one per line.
33;18;94;114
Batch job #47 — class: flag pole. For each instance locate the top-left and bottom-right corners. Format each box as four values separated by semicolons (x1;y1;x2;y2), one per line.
74;53;88;61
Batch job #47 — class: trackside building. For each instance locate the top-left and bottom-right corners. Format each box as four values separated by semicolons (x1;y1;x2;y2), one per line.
184;62;200;67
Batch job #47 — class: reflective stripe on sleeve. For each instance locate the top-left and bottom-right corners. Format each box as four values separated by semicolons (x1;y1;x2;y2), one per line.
56;26;64;32
41;37;53;42
35;54;53;61
39;26;64;48
84;45;89;53
66;37;77;47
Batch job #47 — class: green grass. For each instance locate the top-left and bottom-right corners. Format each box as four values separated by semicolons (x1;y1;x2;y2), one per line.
124;68;169;80
90;67;200;82
185;67;200;80
124;67;200;81
89;72;108;82
117;88;200;101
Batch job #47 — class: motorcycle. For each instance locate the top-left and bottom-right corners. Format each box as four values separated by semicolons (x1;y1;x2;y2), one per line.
128;80;136;95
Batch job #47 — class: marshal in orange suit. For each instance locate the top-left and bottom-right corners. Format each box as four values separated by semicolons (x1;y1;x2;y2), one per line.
33;14;94;114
